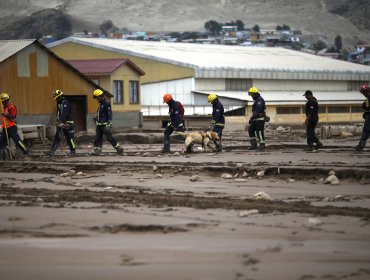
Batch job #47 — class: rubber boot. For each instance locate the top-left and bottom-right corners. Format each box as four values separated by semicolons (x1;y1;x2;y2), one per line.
259;143;266;151
315;141;323;150
355;140;366;151
214;140;222;152
89;147;101;156
305;144;314;152
115;144;124;155
69;150;76;157
43;147;57;156
161;145;171;154
247;139;258;150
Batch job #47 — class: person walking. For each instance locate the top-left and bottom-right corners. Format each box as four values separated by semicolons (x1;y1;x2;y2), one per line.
44;89;76;156
161;93;185;153
0;92;30;157
207;93;224;152
247;87;266;151
304;90;323;151
89;89;124;156
355;84;370;151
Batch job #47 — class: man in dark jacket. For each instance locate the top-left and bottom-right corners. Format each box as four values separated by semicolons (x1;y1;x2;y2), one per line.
304;90;323;151
0;92;30;157
90;89;124;156
207;93;224;152
247;87;266;151
355;84;370;151
44;89;76;156
161;93;185;153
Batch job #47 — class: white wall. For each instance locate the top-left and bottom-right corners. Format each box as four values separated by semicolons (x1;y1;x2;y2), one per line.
195;78;225;90
253;80;348;91
141;77;194;106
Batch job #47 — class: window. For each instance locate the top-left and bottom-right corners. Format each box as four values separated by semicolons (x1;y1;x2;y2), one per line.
327;106;350;113
226;79;252;90
113;80;123;104
351;106;363;113
319;106;326;114
129;81;140;104
276;106;301;114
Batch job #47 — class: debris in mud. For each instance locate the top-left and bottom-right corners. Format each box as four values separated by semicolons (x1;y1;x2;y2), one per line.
87;223;189;234
304;217;323;228
256;171;265;177
239;209;259;217
190;175;200;182
221;173;233;179
253;192;271;200
325;175;340;185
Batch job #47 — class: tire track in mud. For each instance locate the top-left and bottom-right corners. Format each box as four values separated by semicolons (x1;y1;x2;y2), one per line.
1;186;370;219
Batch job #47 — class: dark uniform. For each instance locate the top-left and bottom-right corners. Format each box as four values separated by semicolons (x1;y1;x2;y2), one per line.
49;97;76;154
248;95;266;150
356;96;370;151
163;99;185;152
92;99;123;155
1;100;29;155
211;100;225;138
304;91;323;151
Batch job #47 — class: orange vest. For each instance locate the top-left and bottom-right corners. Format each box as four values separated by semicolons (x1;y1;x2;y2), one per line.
1;103;17;128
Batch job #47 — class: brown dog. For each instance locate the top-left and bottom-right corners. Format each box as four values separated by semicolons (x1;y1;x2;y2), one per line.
176;131;221;153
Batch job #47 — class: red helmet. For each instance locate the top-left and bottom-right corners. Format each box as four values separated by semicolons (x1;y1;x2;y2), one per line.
360;84;370;95
163;93;173;103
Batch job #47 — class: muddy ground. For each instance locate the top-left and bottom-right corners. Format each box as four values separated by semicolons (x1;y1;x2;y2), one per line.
0;129;369;280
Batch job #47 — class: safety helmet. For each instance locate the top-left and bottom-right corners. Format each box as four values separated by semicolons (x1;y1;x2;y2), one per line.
360;84;370;94
52;89;64;99
0;92;10;101
208;93;218;103
163;93;173;103
93;89;104;97
248;87;259;95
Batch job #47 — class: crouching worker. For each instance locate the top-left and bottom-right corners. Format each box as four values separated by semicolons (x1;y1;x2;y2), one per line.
162;93;185;153
44;89;76;156
0;92;30;157
90;89;124;156
355;84;370;151
207;93;224;152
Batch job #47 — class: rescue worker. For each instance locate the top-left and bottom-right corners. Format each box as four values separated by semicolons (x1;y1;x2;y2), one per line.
304;90;323;151
207;93;224;152
0;92;30;157
162;93;185;153
90;89;124;156
44;89;76;156
355;84;370;151
247;87;266;150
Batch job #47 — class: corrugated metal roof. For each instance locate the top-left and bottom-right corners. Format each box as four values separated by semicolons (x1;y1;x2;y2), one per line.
67;58;145;75
194;90;364;105
0;39;36;63
48;37;370;80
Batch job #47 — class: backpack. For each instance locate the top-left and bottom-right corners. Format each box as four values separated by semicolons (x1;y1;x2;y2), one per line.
177;101;185;117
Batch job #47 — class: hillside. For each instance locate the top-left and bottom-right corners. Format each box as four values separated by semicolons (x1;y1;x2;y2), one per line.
0;0;369;47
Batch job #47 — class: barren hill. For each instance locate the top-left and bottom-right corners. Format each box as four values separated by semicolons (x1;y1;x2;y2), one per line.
0;0;369;47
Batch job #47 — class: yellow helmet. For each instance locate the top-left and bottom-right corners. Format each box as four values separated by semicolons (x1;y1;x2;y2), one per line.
52;89;64;99
208;93;218;103
94;89;104;97
0;92;10;101
248;87;259;95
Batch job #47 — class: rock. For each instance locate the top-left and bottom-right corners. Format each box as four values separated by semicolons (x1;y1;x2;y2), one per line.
253;191;271;200
173;152;180;156
233;173;239;178
153;165;158;171
276;126;285;131
221;173;233;179
287;178;295;183
103;186;113;190
190;175;200;182
328;170;336;176
68;170;76;176
236;163;243;169
76;171;86;176
60;172;69;177
142;152;152;157
239;209;259;217
36;197;44;203
324;175;340;185
74;182;82;187
339;131;353;138
256;171;265;177
234;178;246;182
138;178;145;182
156;174;163;178
242;171;248;177
304;217;322;227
